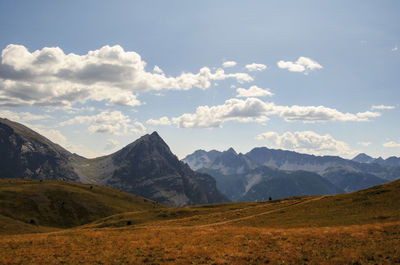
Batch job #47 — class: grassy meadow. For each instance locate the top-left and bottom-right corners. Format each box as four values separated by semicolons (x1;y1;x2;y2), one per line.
0;178;399;264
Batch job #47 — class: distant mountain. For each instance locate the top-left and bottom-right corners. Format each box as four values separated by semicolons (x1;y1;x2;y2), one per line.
183;146;400;201
352;153;375;163
207;148;255;175
372;156;400;167
352;153;400;167
241;168;342;201
244;147;399;181
0;118;228;206
322;166;387;192
183;149;222;170
199;166;342;201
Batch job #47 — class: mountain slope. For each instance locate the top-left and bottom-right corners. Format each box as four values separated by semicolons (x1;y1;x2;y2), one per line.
322;167;388;192
0;118;228;206
183;149;222;170
199;166;342;201
241;167;343;201
207;148;255;175
0;118;80;182
102;132;228;206
0;178;164;234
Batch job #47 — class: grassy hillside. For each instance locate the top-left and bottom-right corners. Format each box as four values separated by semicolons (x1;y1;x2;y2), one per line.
0;178;165;234
0;179;399;264
85;178;400;229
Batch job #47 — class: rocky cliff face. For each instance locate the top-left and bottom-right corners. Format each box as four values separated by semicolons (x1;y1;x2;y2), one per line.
0;118;228;206
0;118;79;181
104;132;228;206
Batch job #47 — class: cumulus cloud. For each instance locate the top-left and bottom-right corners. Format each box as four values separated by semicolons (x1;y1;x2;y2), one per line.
146;116;171;125
358;141;372;147
0;44;253;108
236;85;273;98
256;130;355;157
0;109;50;122
153;65;164;74
245;63;267;72
277;56;322;74
392;45;398;52
222;61;237;68
30;126;98;158
60;110;146;135
104;139;119;151
172;98;380;128
371;105;395;110
383;141;400;148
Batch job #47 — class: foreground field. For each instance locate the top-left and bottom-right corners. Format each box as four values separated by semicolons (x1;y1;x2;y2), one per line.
1;222;399;264
0;179;400;264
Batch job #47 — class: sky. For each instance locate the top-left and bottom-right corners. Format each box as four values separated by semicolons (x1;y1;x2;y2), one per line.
0;0;399;159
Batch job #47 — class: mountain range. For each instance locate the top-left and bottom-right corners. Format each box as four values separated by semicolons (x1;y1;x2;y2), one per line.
0;118;227;206
183;147;400;201
2;117;399;206
352;153;400;167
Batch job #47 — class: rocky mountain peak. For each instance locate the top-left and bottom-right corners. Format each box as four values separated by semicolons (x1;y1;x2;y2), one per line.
225;147;237;155
352;153;374;163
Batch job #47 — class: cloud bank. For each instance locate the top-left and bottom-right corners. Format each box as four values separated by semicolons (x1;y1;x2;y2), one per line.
146;116;171;126
277;56;322;74
245;63;267;72
236;85;273;98
256;130;355;157
383;141;400;148
371;105;395;110
171;97;380;128
222;61;237;68
60;110;146;135
0;44;253;108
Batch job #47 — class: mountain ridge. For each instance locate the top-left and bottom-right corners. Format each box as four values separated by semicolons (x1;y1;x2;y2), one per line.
0;118;228;206
183;146;400;201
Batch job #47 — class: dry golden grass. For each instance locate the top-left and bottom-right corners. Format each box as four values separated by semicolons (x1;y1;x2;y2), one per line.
1;179;400;264
0;222;399;264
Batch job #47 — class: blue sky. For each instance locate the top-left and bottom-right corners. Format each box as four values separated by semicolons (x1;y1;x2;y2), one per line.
0;0;399;159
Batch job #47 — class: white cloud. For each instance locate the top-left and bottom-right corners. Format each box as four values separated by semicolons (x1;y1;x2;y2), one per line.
392;45;398;52
245;63;267;72
60;110;146;135
236;85;273;98
146;116;171;125
222;61;237;68
371;105;395;110
153;65;164;74
383;141;400;148
130;121;146;134
0;109;50;122
31;126;98;158
277;56;322;74
358;141;372;147
171;98;379;128
104;139;119;151
256;130;356;157
0;44;253;108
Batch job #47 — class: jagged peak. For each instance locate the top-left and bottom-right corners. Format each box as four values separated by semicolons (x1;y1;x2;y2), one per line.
150;131;160;138
352;153;373;160
223;147;237;155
